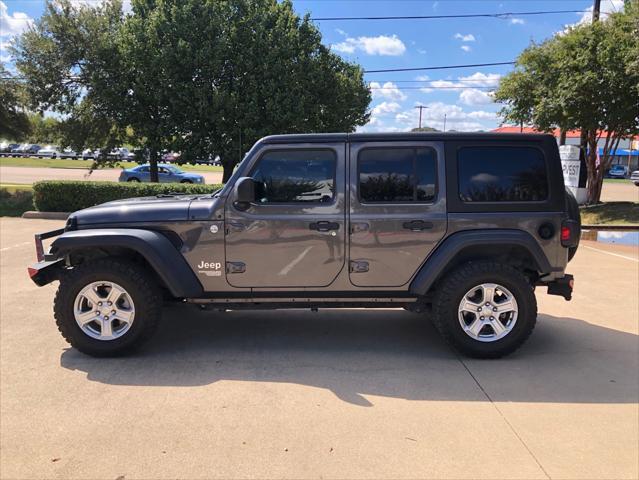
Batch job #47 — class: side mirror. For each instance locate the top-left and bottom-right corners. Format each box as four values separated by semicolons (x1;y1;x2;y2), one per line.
233;177;256;210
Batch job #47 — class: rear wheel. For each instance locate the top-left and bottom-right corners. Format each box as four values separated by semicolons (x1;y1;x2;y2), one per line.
54;258;162;357
180;179;193;184
431;261;537;358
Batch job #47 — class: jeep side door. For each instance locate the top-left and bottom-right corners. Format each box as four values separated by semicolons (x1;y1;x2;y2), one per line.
348;141;447;287
224;143;346;288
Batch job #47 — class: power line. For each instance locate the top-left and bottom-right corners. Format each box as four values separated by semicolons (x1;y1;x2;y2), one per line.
312;9;584;21
364;61;515;74
370;86;495;90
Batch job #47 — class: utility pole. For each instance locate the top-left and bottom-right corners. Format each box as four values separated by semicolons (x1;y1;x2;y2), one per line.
415;105;427;129
443;114;447;132
592;0;601;22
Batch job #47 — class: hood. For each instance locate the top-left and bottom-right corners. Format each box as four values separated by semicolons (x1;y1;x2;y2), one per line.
69;195;197;226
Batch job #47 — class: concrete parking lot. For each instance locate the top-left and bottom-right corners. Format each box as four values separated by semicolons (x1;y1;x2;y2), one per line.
1;218;637;479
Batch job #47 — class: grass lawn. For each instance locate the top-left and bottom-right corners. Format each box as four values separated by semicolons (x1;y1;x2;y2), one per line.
603;178;633;183
0;183;34;217
0;156;223;173
580;201;639;225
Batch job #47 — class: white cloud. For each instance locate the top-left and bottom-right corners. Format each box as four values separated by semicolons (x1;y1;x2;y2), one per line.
70;0;132;12
417;48;427;55
335;28;347;36
459;72;501;87
454;33;476;42
393;102;496;131
418;72;501;94
372;101;402;116
510;18;525;25
461;45;471;52
460;89;494;106
369;81;407;101
0;1;33;38
334;34;406;56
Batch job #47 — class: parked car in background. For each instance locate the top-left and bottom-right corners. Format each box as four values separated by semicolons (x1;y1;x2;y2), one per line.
631;170;639;186
59;148;79;160
107;147;131;161
37;145;60;158
118;163;205;183
607;164;629;178
12;144;41;157
0;143;19;156
161;151;181;163
81;148;95;160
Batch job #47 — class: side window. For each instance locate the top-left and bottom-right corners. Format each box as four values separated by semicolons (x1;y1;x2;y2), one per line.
358;147;437;203
251;149;336;203
458;146;548;202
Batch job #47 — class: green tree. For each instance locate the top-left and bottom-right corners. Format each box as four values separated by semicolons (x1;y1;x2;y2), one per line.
12;0;129;166
13;0;370;182
0;64;31;141
495;5;639;204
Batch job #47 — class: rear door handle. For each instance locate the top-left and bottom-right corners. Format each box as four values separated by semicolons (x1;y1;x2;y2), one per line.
402;220;433;231
309;221;340;232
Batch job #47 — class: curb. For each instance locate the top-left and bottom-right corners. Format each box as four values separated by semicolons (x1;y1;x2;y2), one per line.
21;211;70;220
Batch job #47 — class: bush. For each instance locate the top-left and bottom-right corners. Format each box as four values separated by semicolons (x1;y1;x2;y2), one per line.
33;181;224;212
0;187;35;217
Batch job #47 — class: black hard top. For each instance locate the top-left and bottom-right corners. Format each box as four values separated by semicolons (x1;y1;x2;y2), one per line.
260;132;555;144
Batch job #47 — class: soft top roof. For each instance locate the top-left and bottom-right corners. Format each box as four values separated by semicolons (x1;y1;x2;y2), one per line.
259;132;555;144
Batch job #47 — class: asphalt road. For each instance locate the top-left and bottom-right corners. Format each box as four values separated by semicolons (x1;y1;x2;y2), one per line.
1;218;637;479
0;165;224;185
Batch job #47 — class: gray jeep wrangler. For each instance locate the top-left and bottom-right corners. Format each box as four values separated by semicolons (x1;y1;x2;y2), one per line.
29;133;580;358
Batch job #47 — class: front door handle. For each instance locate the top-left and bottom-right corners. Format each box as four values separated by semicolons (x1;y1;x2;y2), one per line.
309;221;340;232
402;220;433;231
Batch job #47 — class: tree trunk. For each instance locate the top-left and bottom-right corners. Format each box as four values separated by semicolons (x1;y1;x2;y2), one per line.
149;148;159;183
585;131;601;204
559;129;566;146
222;162;233;183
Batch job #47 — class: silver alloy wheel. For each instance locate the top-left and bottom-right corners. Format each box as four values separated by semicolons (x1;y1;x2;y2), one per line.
73;281;135;341
457;283;518;342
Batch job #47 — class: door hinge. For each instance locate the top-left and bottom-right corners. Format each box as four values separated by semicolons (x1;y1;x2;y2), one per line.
226;261;246;274
349;260;369;273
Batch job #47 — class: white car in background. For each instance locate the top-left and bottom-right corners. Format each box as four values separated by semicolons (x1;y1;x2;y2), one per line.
631;170;639;186
59;148;79;159
37;145;60;158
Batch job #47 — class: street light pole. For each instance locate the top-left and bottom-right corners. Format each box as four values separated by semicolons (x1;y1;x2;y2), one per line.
443;114;447;132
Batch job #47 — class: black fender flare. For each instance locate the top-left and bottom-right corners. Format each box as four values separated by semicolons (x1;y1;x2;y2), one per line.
409;229;552;296
51;228;203;298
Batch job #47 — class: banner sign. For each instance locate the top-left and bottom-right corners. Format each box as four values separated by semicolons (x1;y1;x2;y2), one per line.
559;145;581;188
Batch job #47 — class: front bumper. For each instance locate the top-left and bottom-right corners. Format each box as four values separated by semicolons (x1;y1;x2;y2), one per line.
28;227;66;286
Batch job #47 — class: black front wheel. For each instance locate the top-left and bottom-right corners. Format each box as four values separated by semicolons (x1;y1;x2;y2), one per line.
54;258;162;357
431;261;537;358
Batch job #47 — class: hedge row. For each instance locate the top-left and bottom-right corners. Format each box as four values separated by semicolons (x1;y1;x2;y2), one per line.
33;181;224;212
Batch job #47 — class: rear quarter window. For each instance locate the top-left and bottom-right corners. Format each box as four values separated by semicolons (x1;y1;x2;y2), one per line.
458;146;548;202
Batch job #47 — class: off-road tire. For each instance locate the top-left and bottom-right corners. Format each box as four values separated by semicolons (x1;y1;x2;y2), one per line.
53;258;162;357
431;261;537;359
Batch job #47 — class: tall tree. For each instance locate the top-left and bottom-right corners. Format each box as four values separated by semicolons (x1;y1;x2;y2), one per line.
13;0;370;182
0;64;31;140
495;5;639;204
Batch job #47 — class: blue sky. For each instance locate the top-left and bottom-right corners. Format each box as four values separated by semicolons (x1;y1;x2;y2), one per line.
0;0;624;132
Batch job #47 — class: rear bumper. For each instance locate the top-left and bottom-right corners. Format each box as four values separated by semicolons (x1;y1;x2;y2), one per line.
546;274;574;301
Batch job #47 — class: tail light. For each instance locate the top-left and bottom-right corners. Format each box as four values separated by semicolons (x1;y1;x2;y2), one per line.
561;220;579;248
